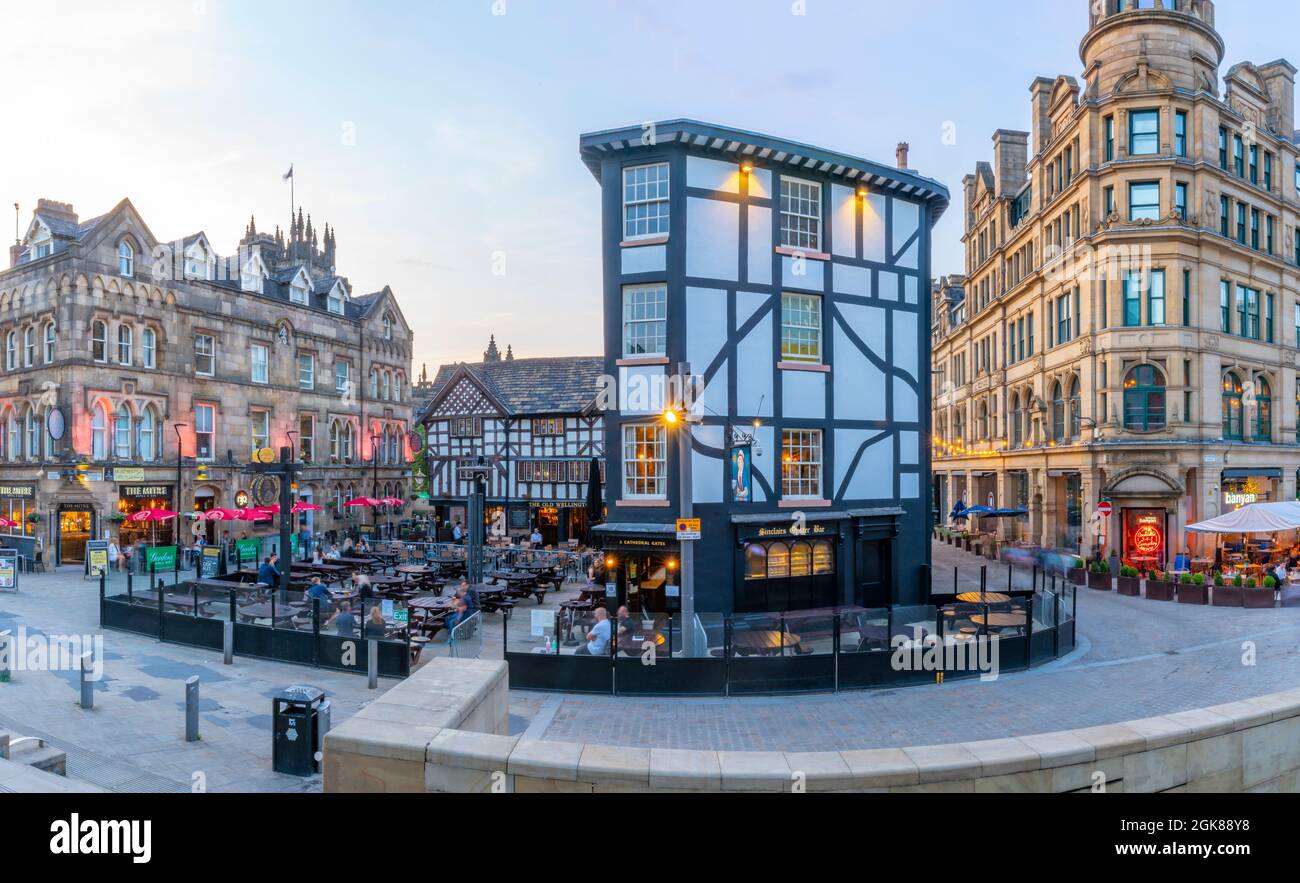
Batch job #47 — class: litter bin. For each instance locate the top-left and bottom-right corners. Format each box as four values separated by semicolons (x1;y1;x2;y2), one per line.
272;685;326;777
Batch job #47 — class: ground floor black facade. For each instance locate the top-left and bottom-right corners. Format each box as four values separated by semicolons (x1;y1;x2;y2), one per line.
426;498;593;547
594;502;929;617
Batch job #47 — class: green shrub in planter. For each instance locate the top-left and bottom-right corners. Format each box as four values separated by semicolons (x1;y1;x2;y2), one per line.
1089;561;1110;574
1213;573;1225;587
1233;575;1244;588
1265;575;1278;589
1245;578;1258;589
1179;573;1194;585
1119;565;1139;578
1193;573;1207;586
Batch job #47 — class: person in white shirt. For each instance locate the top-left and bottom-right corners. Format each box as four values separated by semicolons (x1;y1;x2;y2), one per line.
576;608;611;656
529;528;543;546
108;538;121;572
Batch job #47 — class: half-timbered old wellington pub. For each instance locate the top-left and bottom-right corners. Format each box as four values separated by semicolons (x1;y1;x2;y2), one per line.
417;349;606;546
580;120;949;616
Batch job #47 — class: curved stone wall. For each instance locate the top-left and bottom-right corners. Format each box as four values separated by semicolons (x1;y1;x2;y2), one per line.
323;659;1300;793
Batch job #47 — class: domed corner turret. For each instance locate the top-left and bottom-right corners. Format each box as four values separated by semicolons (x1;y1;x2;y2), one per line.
1081;0;1224;99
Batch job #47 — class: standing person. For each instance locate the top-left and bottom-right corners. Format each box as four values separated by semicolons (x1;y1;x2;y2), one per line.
529;526;543;547
192;534;206;572
108;536;122;573
452;521;464;544
326;603;356;637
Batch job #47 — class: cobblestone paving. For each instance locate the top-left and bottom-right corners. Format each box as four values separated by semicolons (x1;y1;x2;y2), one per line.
535;542;1300;751
0;568;541;792
8;542;1300;787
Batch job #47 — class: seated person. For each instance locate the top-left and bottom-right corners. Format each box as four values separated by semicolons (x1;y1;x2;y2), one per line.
305;577;332;608
325;603;356;636
354;573;374;602
256;555;280;588
311;548;326;565
575;608;611;656
614;605;636;638
364;605;388;640
325;544;342;561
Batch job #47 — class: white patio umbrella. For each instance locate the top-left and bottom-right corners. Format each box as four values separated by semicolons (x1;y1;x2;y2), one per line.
1186;502;1300;535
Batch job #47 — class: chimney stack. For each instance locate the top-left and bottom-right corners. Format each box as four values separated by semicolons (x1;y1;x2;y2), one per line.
896;142;910;170
1029;78;1055;157
992;130;1030;198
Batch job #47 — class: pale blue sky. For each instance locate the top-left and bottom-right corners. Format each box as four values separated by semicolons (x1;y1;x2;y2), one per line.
3;0;1297;369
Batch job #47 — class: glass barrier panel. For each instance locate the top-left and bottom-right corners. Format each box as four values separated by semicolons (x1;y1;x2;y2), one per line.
615;611;670;660
234;584;276;631
780;610;836;656
270;590;313;632
889;605;938;645
839;609;890;654
668;612;725;659
944;603;985;640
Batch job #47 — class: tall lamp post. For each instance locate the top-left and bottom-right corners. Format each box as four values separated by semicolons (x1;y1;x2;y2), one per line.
663;361;697;656
173;423;187;548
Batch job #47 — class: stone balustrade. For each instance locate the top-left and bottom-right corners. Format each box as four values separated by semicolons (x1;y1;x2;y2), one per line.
323;658;1300;793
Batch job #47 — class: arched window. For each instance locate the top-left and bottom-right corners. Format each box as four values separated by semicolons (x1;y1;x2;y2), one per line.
383;313;393;340
1255;376;1272;442
118;240;134;276
394;374;403;402
117;325;132;365
139;407;156;462
1124;365;1167;432
4;331;15;371
790;542;813;578
6;411;18;462
1051;382;1065;442
766;542;790;579
390;428;401;463
369;370;378;398
142;328;156;369
1222;372;1244;440
92;320;107;362
330;421;341;462
114;404;132;459
92;403;108;460
25;410;38;461
977;401;988;440
381;371;390;401
1011;393;1023;447
1068;377;1082;439
43;321;55;363
22;326;34;367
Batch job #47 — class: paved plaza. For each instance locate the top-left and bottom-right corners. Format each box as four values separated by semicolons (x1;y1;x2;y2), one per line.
4;542;1300;790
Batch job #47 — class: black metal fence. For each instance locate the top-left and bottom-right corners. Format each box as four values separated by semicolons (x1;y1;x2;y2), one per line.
98;568;411;679
504;570;1077;697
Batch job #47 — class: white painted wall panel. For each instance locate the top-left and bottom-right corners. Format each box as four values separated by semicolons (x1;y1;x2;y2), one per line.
686;286;727;373
878;270;899;302
619;365;669;415
782;369;825;420
747;206;772;285
736;313;774;418
863;193;887;262
831;184;856;258
686;198;739;281
621;244;667;275
832;323;885;422
892;199;920;256
832;263;872;297
687;155;741;194
893;310;918;381
782;255;824;291
893;376;918;422
736;290;770;331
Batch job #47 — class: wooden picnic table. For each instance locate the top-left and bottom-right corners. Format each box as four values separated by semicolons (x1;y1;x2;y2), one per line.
238;601;308;622
397;565;435;577
956;592;1012;604
731;630;802;655
970;613;1026;629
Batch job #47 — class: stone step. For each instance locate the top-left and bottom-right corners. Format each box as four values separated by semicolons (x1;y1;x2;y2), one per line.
0;730;68;776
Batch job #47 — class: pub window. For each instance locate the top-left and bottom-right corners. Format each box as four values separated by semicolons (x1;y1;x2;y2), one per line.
22;326;34;367
25;410;38;461
334;361;350;393
142;327;155;369
535;418;565;437
114;404;132;459
139;407;156;462
1128;181;1159;221
1255;376;1272;442
251;409;270;454
3;332;13;371
1222;372;1244;440
195;404;215;461
1124;365;1166;432
118;240;134;276
6;411;18;462
622;423;666;498
92;321;107;362
781;429;823;499
780;176;822;252
451;417;482;439
299;415;314;463
781;293;822;363
91;402;108;460
622;283;667;358
194;334;215;376
623;162;670;240
117;325;132;366
298;353;315;389
251;344;269;384
743;540;835;580
43;321;56;364
1128;110;1159;156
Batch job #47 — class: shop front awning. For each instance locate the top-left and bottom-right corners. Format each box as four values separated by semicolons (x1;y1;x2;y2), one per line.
1187;502;1300;535
1222;468;1283;480
592;522;677;536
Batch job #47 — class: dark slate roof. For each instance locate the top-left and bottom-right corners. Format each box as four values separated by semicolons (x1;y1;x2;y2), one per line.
580;118;950;223
36;212;103;241
420;356;604;420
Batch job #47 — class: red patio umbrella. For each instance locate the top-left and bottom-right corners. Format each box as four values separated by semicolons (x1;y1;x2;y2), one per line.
129;508;179;549
0;517;19;529
293;502;324;513
379;498;404;507
345;497;383;508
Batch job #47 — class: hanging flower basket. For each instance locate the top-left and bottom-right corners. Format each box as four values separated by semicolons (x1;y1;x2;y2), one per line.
26;513;43;525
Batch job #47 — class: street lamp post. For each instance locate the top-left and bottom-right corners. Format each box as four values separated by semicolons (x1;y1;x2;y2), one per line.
173;424;187;548
666;361;696;657
371;433;382;540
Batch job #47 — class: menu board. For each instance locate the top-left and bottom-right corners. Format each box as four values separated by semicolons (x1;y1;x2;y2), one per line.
200;546;223;579
0;549;17;590
86;541;110;578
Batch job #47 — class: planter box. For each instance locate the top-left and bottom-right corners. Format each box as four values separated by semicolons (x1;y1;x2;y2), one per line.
1086;572;1112;591
1242;588;1276;609
1145;580;1176;602
1211;585;1243;608
1178;583;1209;605
1067;568;1087;586
1116;577;1141;597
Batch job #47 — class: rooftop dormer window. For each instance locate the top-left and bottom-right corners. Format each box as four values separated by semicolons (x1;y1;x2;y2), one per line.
291;279;310;305
241;257;267;293
328;285;345;315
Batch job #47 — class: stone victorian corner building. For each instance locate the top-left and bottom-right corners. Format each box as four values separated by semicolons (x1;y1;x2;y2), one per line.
582;119;947;615
0;198;414;566
932;0;1300;565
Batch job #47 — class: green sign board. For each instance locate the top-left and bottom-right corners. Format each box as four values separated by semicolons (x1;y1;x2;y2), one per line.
291;533;300;557
235;538;261;565
145;546;178;571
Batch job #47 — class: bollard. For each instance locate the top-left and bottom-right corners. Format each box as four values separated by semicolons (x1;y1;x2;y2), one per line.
0;629;11;684
80;651;94;709
316;700;331;773
222;621;234;666
367;639;378;690
185;676;200;742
